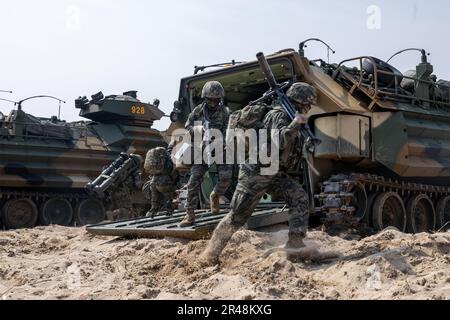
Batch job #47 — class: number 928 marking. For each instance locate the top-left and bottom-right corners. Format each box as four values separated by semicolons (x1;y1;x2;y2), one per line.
131;106;146;115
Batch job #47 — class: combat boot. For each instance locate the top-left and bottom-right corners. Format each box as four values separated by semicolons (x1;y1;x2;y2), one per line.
145;210;157;219
166;209;174;217
199;214;239;266
285;232;306;249
166;202;174;217
210;191;220;215
180;208;196;227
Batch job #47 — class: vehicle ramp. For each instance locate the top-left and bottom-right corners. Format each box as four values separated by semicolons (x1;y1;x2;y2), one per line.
86;204;288;240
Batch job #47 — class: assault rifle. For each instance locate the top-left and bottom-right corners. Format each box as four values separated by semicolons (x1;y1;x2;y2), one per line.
254;52;321;153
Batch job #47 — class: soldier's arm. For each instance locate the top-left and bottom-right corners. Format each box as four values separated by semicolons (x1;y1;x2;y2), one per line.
272;111;301;150
142;180;152;201
184;112;195;136
185;106;201;135
166;140;176;155
164;155;175;176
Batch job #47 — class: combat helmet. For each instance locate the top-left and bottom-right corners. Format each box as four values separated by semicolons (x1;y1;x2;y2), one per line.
201;81;225;99
287;82;317;106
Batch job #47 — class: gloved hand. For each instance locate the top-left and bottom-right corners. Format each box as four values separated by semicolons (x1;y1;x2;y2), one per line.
294;112;308;125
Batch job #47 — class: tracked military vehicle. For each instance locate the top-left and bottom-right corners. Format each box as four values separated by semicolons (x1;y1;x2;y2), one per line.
0;91;166;230
168;41;450;234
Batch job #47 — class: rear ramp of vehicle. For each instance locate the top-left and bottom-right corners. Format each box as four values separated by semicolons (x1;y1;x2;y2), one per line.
86;204;288;240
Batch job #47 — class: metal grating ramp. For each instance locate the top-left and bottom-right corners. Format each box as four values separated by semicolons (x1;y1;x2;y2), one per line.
86;204;288;240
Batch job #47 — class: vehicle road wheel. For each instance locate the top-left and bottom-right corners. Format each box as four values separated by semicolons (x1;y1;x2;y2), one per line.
40;198;73;226
350;184;368;222
406;194;436;234
1;198;38;229
372;192;406;232
76;199;106;226
436;196;450;230
364;192;379;227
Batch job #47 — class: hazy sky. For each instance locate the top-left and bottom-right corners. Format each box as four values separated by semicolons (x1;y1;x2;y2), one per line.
1;0;449;130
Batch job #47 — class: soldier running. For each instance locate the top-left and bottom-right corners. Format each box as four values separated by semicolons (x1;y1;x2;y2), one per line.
199;82;318;265
180;81;233;227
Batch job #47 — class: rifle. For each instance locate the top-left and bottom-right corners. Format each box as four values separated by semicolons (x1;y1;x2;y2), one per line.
86;153;143;198
254;52;321;153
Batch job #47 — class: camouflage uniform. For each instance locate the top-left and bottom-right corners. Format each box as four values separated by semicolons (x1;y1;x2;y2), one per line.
184;85;233;211
109;171;141;220
143;146;177;217
201;82;317;263
230;106;309;236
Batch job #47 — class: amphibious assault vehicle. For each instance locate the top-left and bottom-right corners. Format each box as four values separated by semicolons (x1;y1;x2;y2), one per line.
0;91;166;230
168;41;450;234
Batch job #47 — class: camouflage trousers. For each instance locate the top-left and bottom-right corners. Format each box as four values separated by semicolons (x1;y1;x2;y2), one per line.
109;188;136;220
186;164;233;210
149;175;177;214
229;165;309;236
111;189;133;210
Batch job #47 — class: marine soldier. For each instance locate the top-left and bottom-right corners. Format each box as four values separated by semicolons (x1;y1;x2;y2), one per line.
143;146;178;218
180;81;233;227
108;163;142;220
199;82;317;264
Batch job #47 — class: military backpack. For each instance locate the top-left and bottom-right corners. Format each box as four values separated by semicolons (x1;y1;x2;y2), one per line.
227;103;271;130
144;147;169;175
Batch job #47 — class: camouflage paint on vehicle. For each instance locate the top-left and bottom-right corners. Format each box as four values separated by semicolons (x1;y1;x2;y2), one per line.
0;91;166;229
